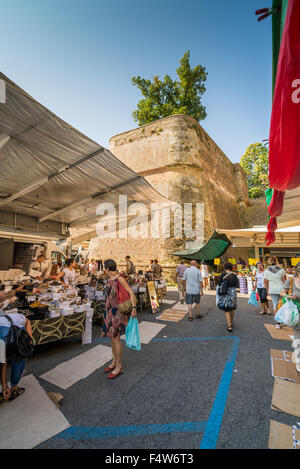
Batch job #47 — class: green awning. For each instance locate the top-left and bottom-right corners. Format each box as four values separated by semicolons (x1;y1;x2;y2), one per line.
171;230;231;261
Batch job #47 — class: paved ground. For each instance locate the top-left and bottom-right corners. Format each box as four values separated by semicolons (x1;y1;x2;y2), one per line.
21;288;297;449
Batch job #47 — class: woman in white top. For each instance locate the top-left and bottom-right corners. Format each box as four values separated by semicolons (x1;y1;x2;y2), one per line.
56;258;77;287
264;256;286;327
200;262;209;290
0;311;32;402
253;262;270;315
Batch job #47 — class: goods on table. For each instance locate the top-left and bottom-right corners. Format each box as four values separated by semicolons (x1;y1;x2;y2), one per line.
238;276;248;294
0;277;93;321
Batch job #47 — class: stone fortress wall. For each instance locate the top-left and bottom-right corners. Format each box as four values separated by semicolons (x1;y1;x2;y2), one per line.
89;114;266;271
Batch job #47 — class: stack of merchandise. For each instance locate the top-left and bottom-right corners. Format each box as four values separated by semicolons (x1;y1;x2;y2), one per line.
238;275;248;294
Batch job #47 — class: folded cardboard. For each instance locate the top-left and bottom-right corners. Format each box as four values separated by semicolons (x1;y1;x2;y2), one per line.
264;324;293;341
270;349;292;361
271;378;300;417
269;420;300;449
271;358;300;383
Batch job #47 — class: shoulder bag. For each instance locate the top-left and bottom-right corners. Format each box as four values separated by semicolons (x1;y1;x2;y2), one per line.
116;277;132;314
5;315;34;362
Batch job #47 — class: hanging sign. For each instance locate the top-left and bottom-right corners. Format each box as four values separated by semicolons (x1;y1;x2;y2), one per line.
147;281;160;314
291;258;300;266
214;258;220;265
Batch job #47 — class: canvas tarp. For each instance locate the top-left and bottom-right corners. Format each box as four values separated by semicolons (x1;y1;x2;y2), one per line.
0;73;170;238
171;230;231;261
266;0;300;244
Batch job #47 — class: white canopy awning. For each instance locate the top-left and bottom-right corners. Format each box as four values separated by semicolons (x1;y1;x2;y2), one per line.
0;73;169;239
217;226;300;247
277;187;300;228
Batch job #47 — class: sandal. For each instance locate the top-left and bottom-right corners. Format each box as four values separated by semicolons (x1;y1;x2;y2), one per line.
188;316;193;321
9;387;25;401
196;314;203;319
1;386;10;402
227;327;233;332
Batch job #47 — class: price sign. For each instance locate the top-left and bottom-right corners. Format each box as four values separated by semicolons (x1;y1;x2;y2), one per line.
248;258;258;266
291;258;300;266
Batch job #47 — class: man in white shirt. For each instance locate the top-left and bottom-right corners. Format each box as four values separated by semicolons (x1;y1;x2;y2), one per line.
176;260;187;304
29;254;51;279
183;260;204;321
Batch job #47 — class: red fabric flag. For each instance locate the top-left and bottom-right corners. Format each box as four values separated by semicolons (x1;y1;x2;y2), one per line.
269;0;300;192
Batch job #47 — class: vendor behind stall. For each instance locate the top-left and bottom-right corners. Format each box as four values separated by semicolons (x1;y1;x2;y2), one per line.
50;262;63;277
56;258;77;287
153;259;163;279
29;254;52;279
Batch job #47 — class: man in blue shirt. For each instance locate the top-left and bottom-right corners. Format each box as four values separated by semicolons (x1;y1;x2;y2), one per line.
183;260;204;321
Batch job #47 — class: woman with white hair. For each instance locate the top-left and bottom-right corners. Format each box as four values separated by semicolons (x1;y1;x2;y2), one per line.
264;256;286;328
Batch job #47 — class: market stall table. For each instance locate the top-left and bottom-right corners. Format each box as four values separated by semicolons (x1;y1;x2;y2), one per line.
31;311;87;346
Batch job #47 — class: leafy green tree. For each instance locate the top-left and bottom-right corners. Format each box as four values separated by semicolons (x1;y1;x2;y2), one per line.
131;50;207;125
240;143;269;198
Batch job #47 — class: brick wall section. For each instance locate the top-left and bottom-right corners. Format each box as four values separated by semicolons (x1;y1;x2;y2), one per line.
14;243;38;272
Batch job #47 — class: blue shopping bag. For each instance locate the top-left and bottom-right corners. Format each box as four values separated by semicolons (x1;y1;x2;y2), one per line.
125;317;141;351
248;291;258;307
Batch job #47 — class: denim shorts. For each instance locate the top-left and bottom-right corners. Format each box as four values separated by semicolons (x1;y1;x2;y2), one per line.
257;287;268;304
186;293;201;305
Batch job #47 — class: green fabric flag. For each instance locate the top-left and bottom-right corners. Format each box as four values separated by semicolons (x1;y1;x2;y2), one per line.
272;0;289;95
265;187;274;207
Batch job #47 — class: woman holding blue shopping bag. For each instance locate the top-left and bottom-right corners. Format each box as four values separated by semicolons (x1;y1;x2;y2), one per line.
101;259;137;380
264;256;286;329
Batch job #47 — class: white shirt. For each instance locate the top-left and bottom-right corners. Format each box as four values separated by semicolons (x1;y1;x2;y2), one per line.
0;312;26;329
62;268;76;285
264;268;285;295
201;265;209;278
256;271;264;289
29;260;51;278
183;266;203;294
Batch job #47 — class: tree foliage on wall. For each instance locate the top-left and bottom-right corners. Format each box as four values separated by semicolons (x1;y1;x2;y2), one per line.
240;143;269;198
131;50;207;126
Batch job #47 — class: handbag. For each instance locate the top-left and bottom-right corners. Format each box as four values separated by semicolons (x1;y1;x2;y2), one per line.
5;315;34;362
217;287;237;311
116;277;132;314
217;273;231;296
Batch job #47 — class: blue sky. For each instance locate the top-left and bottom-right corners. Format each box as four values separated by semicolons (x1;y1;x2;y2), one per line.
1;0;272;163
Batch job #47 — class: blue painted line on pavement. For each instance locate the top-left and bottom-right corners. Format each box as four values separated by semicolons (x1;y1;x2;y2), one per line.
57;421;207;441
55;336;239;448
200;337;240;449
